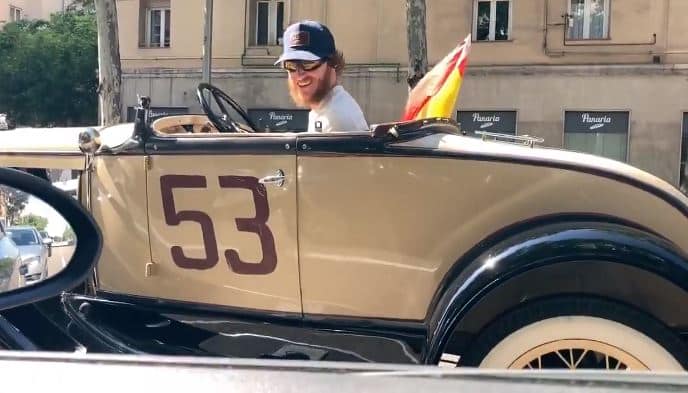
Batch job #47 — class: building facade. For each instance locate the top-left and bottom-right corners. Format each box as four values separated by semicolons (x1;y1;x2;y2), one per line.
0;0;72;26
116;0;688;190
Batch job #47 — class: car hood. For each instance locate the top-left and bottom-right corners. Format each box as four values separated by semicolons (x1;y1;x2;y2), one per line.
0;123;136;169
395;132;688;209
16;245;43;261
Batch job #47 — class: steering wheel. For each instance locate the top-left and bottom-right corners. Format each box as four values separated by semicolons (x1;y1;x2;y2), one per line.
196;83;257;133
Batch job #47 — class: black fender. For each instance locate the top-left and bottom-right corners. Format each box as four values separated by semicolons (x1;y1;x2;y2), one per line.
422;220;688;364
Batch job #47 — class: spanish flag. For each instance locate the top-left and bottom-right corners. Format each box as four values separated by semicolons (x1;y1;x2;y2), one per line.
401;34;471;121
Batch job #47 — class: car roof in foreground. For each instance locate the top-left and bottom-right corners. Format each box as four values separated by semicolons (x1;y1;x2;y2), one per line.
0;352;686;393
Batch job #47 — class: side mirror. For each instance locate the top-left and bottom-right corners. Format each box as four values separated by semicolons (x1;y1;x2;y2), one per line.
0;168;101;308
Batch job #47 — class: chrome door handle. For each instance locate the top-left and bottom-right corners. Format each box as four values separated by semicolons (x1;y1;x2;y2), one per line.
259;169;286;187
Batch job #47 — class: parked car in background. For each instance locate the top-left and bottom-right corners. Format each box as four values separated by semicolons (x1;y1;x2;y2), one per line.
38;230;53;247
5;226;49;284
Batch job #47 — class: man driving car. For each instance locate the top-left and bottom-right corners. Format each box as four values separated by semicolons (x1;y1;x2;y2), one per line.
275;20;369;133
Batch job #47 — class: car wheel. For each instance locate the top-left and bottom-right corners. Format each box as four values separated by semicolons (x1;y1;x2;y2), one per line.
457;297;688;371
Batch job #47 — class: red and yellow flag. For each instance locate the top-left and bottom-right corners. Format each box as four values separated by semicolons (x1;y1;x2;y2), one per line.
401;34;471;121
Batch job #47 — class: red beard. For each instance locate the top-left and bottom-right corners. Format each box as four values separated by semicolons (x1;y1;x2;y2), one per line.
288;69;334;108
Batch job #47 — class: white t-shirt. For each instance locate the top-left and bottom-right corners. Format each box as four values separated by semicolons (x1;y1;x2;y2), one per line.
307;85;369;133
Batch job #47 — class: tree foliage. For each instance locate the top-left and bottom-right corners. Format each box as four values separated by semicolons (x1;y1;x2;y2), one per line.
0;186;29;224
15;214;49;231
0;9;98;127
67;0;96;12
63;225;76;241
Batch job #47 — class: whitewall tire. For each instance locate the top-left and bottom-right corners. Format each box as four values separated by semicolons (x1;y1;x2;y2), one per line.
480;315;683;370
456;297;688;371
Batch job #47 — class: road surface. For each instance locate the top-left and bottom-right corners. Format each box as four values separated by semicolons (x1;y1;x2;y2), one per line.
47;245;76;278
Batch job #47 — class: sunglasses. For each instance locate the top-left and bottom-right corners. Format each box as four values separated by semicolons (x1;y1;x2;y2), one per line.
283;60;326;73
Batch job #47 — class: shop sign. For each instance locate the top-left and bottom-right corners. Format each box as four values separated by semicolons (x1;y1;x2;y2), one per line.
456;110;517;135
565;111;629;134
248;109;310;132
126;106;190;122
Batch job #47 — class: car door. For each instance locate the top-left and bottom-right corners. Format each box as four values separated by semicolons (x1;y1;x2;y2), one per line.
143;132;301;313
294;131;481;321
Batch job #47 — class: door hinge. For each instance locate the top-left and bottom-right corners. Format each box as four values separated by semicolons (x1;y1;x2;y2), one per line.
145;155;152;170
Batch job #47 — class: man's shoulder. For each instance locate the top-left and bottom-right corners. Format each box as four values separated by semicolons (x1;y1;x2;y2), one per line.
310;86;369;132
331;86;360;106
328;86;365;117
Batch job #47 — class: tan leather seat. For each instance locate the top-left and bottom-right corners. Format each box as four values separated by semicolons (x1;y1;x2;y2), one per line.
151;115;220;135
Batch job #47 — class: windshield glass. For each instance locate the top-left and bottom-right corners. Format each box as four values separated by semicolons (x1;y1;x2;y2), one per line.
6;229;39;246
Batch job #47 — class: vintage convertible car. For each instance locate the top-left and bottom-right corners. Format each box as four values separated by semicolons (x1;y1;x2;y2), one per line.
0;83;687;371
3;166;688;393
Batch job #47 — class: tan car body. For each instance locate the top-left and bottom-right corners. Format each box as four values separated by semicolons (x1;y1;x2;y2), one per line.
1;119;687;323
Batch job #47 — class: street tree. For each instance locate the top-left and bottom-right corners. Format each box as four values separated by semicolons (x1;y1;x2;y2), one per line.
15;214;49;231
63;226;76;241
0;187;29;224
406;0;428;90
67;0;96;11
94;0;122;126
0;11;98;126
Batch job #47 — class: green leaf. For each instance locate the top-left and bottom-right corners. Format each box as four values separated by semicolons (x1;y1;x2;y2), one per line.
0;9;98;127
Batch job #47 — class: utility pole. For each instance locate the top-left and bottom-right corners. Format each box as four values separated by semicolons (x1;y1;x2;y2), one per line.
406;0;428;91
94;0;122;126
202;0;214;84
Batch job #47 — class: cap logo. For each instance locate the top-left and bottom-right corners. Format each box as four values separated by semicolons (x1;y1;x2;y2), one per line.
290;31;310;47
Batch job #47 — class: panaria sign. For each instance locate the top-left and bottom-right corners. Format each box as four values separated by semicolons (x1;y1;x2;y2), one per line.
456;111;517;135
248;109;309;132
565;111;629;134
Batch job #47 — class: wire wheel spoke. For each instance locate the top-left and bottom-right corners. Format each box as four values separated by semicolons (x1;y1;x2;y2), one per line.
513;340;642;370
555;350;573;368
572;349;589;369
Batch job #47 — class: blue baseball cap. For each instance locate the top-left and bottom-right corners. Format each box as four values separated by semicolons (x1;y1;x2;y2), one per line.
275;20;336;65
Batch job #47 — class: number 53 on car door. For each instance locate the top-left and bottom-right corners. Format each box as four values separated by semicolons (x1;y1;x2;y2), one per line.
159;174;277;275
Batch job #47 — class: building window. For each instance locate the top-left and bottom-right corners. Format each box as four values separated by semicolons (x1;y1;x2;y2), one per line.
567;0;610;40
564;111;629;162
9;6;22;22
248;0;285;46
139;1;170;48
473;0;512;41
147;8;170;47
